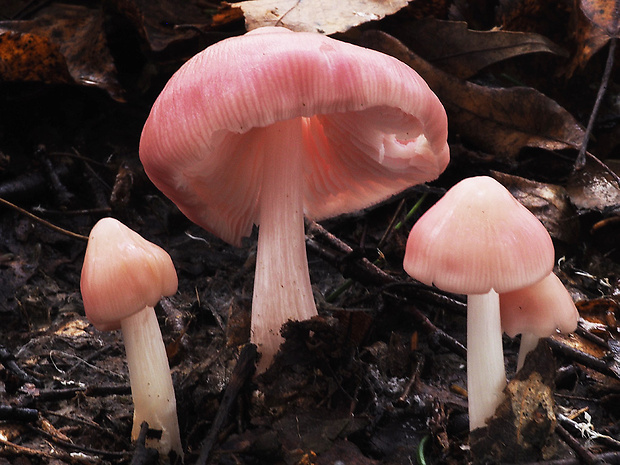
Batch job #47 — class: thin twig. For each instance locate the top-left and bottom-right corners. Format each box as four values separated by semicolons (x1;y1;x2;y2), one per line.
556;423;606;465
377;198;406;249
585;150;620;187
576;37;617;169
306;220;397;301
558;412;620;450
0;344;44;387
0;196;89;241
403;305;467;359
130;421;159;465
313;194;429;302
547;337;618;379
196;343;257;465
34;384;130;401
0;435;86;463
0;405;39;422
29;424;130;460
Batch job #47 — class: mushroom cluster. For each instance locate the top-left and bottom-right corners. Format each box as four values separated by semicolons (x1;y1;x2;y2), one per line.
403;176;578;430
78;26;580;457
139;26;450;372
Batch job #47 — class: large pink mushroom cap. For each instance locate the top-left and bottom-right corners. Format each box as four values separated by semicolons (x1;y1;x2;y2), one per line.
140;26;449;245
140;26;449;372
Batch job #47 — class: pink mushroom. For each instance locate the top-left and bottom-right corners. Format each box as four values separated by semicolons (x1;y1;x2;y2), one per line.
403;176;554;430
81;217;182;457
139;27;449;373
501;272;579;370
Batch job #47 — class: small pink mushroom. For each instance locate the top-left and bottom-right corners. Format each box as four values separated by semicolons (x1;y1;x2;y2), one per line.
140;27;449;373
501;272;579;370
403;176;554;430
81;217;182;457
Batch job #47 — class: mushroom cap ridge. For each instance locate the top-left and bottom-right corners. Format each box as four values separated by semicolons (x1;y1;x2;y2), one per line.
140;27;449;246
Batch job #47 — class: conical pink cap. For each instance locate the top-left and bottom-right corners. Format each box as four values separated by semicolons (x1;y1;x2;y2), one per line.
404;176;554;294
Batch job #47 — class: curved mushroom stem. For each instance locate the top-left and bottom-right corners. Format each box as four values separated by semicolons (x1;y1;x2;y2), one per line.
467;290;507;430
252;118;318;374
516;332;540;371
120;306;183;458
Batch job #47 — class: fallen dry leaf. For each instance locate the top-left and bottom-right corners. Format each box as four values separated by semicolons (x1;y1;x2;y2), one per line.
496;0;573;39
0;4;123;99
491;171;580;244
503;175;579;233
389;18;567;79
360;31;585;159
580;0;620;36
0;31;72;83
577;297;620;336
106;0;214;53
566;6;612;75
566;156;620;212
236;0;409;34
494;0;609;75
566;0;620;75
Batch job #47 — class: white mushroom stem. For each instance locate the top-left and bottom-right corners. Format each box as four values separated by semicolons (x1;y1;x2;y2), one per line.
467;290;507;431
251;118;318;373
120;306;183;457
516;332;540;371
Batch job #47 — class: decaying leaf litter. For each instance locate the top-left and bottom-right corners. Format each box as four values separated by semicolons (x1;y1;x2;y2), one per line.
0;0;619;464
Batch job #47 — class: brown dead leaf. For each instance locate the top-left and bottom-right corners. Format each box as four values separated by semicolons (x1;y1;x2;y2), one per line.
0;31;72;83
212;5;246;28
565;156;620;212
491;171;580;244
577;297;619;336
494;0;608;75
0;4;122;100
496;0;573;37
580;0;620;36
236;0;410;34
561;298;620;377
360;31;585;159
106;0;213;53
551;331;608;360
567;5;613;75
390;19;567;79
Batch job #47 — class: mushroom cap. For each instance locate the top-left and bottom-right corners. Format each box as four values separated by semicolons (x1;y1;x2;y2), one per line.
404;176;554;294
81;218;178;331
140;26;449;246
500;272;579;338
